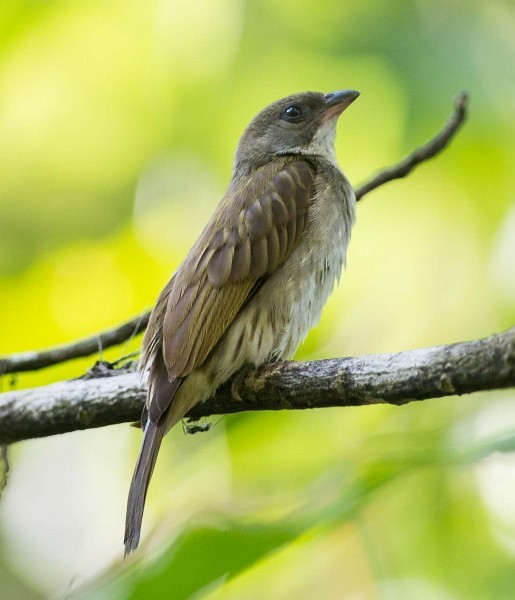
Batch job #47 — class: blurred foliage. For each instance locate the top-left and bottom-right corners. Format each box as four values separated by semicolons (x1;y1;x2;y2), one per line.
1;0;515;599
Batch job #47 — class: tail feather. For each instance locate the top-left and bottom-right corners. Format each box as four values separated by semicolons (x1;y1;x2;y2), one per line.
124;419;166;556
125;348;183;555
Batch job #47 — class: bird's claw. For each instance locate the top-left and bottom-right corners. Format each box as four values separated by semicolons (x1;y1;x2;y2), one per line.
230;364;255;401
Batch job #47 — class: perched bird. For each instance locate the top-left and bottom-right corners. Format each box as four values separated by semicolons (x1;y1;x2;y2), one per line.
124;89;360;554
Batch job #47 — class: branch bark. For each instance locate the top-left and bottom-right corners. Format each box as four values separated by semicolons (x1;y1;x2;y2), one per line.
354;92;468;199
1;327;513;445
0;313;149;376
0;93;469;377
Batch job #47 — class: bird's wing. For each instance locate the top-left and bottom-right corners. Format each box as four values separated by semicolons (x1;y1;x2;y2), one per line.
144;157;315;422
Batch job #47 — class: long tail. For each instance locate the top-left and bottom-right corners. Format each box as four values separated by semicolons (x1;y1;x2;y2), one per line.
124;418;166;556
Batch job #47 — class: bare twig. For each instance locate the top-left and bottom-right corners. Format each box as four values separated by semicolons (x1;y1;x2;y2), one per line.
0;313;149;376
1;328;513;445
355;92;468;200
0;93;469;376
0;445;9;498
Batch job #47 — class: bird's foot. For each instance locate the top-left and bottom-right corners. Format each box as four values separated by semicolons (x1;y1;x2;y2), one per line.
231;364;256;402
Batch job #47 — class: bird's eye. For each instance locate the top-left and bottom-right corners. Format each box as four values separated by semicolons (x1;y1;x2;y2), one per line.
281;103;306;122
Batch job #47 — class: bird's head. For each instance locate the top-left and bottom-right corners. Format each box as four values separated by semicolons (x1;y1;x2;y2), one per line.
234;90;359;177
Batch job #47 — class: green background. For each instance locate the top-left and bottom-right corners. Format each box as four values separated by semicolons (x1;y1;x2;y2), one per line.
1;0;515;598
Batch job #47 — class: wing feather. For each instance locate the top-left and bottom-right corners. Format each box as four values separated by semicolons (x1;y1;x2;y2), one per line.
230;239;251;282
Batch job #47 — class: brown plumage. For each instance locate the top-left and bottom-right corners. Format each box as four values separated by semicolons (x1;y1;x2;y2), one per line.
124;90;359;555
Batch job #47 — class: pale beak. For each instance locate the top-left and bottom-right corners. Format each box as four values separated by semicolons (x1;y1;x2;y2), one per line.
322;90;360;120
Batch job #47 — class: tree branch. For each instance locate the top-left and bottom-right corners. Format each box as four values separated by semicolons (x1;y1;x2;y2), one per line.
0;313;149;377
1;327;513;445
0;93;469;377
355;92;468;200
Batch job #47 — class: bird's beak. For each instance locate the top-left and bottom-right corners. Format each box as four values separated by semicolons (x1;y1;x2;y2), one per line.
321;90;360;120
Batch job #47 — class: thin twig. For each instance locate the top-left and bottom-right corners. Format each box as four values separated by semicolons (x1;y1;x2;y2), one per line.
0;93;469;376
0;445;9;497
0;327;513;445
355;92;469;200
0;314;149;376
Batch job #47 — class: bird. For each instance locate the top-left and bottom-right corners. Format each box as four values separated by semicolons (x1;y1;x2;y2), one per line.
124;89;360;555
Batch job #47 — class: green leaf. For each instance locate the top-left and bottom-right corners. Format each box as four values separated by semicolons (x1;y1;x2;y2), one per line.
84;520;302;600
128;522;298;600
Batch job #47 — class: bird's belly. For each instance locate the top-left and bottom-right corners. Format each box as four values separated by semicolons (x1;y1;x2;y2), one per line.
276;259;341;360
262;221;347;360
